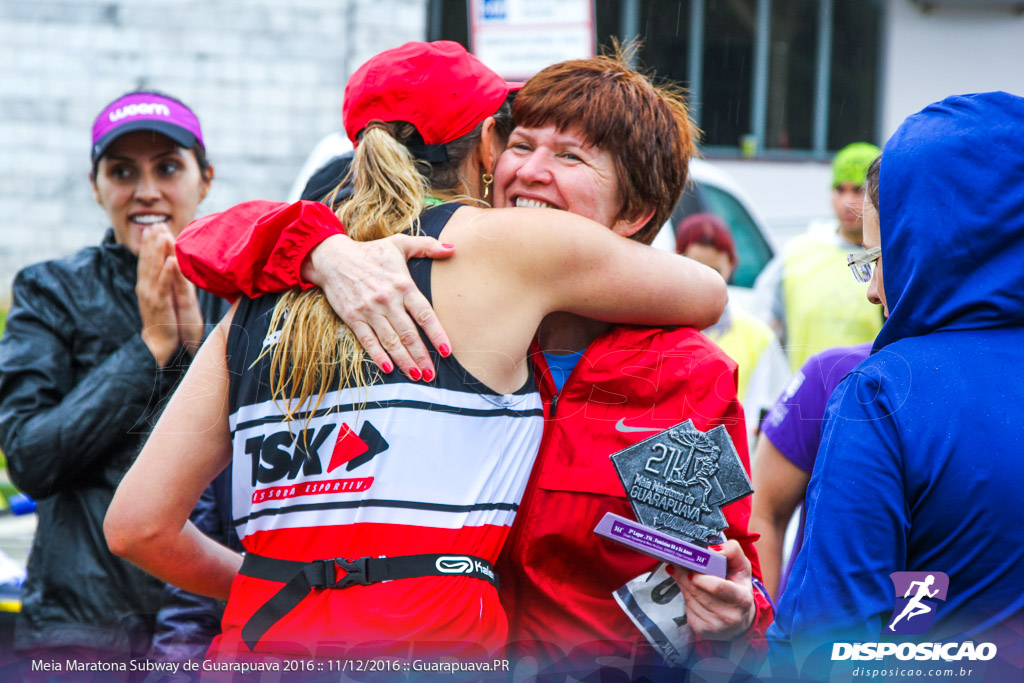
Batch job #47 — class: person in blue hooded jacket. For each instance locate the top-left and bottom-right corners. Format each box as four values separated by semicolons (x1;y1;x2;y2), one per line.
766;92;1024;680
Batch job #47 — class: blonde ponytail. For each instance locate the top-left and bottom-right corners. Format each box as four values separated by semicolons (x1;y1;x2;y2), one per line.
336;125;429;240
264;124;430;426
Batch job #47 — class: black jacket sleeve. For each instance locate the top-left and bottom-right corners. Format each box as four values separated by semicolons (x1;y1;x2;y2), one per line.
0;267;164;498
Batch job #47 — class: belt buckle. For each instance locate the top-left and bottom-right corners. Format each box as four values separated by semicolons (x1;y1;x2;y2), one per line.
326;556;371;589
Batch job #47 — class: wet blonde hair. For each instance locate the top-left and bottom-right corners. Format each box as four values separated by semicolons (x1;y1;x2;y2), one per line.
263;105;512;425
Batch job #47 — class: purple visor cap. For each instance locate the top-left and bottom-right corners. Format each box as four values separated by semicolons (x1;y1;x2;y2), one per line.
91;93;204;163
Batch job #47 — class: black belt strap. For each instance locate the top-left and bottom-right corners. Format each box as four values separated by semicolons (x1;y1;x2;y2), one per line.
238;552;498;651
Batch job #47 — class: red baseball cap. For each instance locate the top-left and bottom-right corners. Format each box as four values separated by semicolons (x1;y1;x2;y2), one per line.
343;41;518;150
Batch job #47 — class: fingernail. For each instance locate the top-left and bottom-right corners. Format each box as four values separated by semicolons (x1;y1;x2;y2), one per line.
423;368;435;382
382;361;394;374
687;571;694;580
665;565;675;576
710;544;723;551
442;243;455;249
439;344;451;357
409;368;421;381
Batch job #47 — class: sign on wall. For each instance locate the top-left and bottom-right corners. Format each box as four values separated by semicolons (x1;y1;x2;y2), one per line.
469;0;596;80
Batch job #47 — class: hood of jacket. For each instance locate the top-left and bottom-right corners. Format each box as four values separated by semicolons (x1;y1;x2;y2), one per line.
874;91;1024;352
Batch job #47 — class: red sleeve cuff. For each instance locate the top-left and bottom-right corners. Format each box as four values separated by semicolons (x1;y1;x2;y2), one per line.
262;202;346;290
746;584;776;650
176;200;345;298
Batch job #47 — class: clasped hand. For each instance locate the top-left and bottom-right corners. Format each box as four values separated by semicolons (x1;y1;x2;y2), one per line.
137;223;204;367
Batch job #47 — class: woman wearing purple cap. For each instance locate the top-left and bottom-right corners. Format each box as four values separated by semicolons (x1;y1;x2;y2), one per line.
0;91;230;665
105;42;727;660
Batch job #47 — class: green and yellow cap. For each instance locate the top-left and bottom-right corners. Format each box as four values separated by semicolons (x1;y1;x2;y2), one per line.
833;142;881;187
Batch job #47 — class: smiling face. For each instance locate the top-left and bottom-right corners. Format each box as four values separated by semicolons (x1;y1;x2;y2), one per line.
494;125;650;236
91;130;211;254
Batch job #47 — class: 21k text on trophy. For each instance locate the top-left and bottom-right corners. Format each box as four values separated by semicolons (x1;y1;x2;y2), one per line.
594;419;753;578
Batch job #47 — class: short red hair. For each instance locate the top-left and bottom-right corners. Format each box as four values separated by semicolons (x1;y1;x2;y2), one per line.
513;51;698;244
674;213;738;267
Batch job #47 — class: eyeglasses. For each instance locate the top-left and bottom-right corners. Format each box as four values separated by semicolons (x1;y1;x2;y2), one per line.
847;246;881;283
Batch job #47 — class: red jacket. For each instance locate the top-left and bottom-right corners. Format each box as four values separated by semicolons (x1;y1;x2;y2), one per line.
503;331;773;665
175;201;774;665
177;200;337;299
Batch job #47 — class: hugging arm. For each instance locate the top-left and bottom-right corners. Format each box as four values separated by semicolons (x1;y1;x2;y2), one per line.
175;200;454;379
149;468;240;660
485;207;727;328
175;200;338;299
105;308;241;599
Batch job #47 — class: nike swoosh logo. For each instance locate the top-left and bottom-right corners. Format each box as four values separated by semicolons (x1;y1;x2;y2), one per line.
615;418;662;433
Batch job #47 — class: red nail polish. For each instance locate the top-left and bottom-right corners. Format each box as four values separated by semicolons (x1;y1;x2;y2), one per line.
687;571;694;580
409;368;421;381
382;361;394;374
423;368;435;382
439;344;451;357
710;544;723;551
665;565;675;576
442;243;455;249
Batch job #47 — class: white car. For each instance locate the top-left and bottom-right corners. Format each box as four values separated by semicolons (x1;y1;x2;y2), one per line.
652;158;776;297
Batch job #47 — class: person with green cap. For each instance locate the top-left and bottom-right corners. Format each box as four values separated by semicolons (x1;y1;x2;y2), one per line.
753;142;884;371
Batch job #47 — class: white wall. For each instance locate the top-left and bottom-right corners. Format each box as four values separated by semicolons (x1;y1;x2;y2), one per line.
0;0;426;301
882;0;1024;138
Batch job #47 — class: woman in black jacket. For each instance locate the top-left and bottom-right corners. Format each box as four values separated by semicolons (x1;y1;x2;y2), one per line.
0;91;226;666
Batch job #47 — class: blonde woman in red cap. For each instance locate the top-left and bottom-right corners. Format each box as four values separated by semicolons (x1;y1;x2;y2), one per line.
105;42;726;659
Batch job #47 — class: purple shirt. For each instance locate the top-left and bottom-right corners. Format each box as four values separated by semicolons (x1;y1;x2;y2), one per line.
760;341;872;593
762;342;873;473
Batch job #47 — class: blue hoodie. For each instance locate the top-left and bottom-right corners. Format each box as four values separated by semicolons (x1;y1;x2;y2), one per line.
767;93;1024;679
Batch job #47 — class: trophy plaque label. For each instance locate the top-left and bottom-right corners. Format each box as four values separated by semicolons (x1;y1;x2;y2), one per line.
594;419;753;578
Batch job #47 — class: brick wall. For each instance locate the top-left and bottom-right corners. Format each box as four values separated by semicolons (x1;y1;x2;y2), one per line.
0;0;427;303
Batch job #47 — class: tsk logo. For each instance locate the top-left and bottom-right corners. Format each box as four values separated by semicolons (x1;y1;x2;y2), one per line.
887;571;948;635
245;420;389;486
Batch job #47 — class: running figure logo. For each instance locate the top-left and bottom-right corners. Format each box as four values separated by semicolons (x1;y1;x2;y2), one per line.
887;572;949;635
